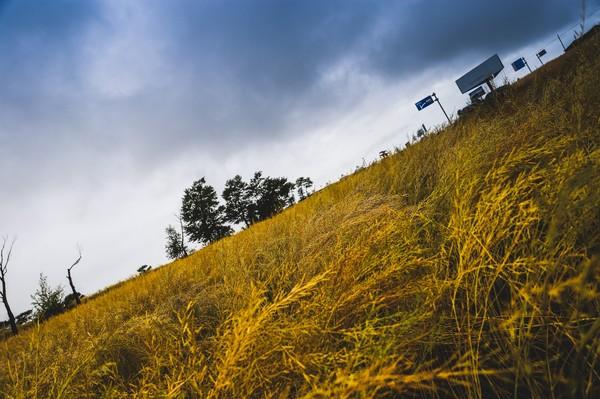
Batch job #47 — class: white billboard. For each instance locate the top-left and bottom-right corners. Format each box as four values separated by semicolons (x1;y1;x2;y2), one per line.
455;54;504;94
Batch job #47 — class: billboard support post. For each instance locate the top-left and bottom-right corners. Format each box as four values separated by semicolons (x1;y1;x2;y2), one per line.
432;93;451;124
485;77;495;92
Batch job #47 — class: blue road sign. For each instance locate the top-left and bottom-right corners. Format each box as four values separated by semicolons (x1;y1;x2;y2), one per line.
511;57;526;72
537;49;547;58
415;95;434;111
469;86;485;101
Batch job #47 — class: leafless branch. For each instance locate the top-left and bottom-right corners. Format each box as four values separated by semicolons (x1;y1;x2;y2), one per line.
0;236;16;277
68;245;82;272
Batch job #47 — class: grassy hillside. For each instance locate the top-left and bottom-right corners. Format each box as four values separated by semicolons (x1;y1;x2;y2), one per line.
1;29;599;399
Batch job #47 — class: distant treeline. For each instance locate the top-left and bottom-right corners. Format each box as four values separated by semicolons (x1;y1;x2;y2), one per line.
165;173;313;259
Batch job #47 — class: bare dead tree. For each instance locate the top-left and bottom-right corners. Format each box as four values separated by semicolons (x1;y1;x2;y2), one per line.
66;246;82;305
0;237;18;335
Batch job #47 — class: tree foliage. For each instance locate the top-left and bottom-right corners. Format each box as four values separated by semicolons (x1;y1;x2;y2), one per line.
223;172;296;226
222;175;251;227
253;174;295;220
31;274;64;321
295;177;314;200
181;177;232;245
165;225;189;260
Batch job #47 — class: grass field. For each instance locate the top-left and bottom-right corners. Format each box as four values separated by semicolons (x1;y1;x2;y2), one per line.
1;27;599;399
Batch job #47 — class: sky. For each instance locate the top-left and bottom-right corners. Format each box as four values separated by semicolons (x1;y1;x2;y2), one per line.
1;0;600;314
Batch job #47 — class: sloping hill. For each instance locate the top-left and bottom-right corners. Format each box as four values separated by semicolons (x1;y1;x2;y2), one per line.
1;28;599;399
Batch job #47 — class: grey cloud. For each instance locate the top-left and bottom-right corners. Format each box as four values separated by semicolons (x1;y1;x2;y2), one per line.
1;0;593;168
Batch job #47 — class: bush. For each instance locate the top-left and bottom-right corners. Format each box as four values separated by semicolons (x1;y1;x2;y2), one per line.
31;274;65;320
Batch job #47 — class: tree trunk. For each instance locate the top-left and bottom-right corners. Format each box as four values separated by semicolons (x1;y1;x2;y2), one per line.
179;216;188;257
0;238;17;335
1;291;17;335
67;270;81;305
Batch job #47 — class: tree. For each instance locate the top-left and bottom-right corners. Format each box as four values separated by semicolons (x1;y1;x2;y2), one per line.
244;172;295;222
295;177;314;200
0;237;17;335
222;175;251;227
66;246;82;305
31;273;64;321
181;177;232;245
223;172;298;226
255;176;295;219
165;225;189;259
246;172;265;224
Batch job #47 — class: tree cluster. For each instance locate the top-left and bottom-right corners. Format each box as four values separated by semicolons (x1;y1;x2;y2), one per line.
0;238;85;336
165;172;313;259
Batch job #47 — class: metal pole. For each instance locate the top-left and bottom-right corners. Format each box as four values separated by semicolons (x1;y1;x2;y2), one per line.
432;93;451;124
557;33;566;52
422;123;427;132
524;58;532;73
537;55;544;66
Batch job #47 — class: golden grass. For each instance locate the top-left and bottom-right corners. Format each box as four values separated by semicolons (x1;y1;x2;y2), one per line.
1;30;599;398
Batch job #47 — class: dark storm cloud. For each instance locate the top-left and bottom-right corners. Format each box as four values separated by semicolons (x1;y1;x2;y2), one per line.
162;0;590;93
362;0;594;77
0;0;594;165
164;1;380;93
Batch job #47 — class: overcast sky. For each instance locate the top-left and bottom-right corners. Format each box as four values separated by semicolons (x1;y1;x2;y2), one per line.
1;0;599;314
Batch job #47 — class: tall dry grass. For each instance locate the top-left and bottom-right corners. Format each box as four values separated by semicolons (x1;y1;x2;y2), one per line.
1;28;599;399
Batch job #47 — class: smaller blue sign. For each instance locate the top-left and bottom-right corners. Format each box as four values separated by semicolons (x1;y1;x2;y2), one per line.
511;58;526;72
415;96;434;111
537;49;547;58
469;86;485;101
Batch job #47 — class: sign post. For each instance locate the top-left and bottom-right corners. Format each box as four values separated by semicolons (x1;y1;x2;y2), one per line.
432;93;451;123
415;93;451;124
557;33;566;52
536;49;547;65
511;57;532;73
